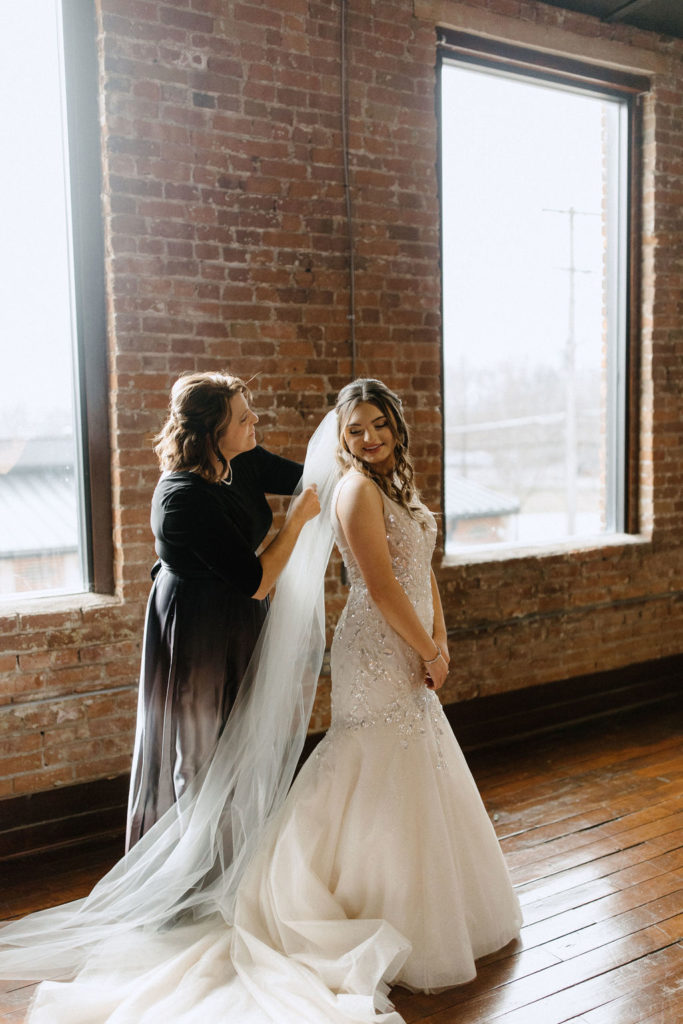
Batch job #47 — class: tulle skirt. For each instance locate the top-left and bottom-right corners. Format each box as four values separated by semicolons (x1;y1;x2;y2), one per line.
29;708;521;1023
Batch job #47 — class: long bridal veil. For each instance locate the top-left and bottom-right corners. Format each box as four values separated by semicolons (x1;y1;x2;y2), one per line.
0;409;340;982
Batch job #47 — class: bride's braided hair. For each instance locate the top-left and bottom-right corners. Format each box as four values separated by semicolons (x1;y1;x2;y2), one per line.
335;378;429;526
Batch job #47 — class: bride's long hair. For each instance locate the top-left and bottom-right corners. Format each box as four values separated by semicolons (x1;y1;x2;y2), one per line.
335;378;429;526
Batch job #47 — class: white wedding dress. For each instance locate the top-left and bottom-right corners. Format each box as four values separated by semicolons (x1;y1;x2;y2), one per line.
26;474;521;1023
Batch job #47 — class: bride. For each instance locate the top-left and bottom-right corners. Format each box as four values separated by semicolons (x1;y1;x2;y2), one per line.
1;379;521;1023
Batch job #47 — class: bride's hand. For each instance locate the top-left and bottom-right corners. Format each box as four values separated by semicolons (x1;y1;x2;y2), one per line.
433;635;450;666
424;651;448;691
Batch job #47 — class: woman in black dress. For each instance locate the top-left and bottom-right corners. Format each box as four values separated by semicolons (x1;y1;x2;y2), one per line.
126;371;320;849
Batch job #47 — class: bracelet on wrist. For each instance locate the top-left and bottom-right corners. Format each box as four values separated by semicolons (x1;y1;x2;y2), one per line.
423;645;441;666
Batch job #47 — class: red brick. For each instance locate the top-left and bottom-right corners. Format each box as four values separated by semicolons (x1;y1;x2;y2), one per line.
11;768;75;794
2;0;682;797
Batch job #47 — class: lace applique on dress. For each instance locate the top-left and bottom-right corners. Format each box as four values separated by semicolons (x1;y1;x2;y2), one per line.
324;475;447;768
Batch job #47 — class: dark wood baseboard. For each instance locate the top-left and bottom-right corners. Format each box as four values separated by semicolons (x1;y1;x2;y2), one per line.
1;653;681;862
0;774;129;863
443;651;683;751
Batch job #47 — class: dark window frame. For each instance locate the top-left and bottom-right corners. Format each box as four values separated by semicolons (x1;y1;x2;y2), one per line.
61;0;113;594
436;30;647;547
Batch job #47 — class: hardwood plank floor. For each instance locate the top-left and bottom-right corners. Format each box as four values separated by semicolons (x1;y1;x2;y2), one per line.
1;697;681;1023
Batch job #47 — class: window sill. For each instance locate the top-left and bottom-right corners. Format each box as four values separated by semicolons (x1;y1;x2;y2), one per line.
0;591;121;621
441;531;650;568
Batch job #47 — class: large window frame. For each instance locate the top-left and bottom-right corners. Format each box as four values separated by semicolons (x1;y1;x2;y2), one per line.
57;0;112;596
0;1;111;602
437;31;647;557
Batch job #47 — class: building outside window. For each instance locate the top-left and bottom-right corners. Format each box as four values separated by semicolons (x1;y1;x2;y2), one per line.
440;44;638;556
0;0;110;599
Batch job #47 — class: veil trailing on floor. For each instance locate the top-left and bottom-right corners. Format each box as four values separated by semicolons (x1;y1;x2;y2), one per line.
0;409;340;983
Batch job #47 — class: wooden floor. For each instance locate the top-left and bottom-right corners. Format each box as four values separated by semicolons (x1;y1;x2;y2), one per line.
1;697;681;1022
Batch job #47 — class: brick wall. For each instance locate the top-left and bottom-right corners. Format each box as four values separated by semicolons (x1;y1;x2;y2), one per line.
1;0;682;799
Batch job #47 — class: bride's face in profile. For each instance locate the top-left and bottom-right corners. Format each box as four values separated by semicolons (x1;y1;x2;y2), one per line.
342;401;395;475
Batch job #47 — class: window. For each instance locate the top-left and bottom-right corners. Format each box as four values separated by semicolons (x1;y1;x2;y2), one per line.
439;35;645;556
0;0;111;599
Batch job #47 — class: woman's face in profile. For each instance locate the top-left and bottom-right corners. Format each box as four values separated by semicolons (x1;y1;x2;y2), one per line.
216;391;258;470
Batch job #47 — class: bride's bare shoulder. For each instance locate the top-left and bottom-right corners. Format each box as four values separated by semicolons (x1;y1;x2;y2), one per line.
336;471;383;521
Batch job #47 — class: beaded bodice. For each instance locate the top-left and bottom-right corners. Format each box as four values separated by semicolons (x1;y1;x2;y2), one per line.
328;474;445;750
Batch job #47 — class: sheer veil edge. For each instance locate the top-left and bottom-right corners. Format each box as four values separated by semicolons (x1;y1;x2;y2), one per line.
0;409;340;982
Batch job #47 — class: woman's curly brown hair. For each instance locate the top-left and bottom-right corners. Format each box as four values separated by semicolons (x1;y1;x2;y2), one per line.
154;371;251;483
335;378;429;526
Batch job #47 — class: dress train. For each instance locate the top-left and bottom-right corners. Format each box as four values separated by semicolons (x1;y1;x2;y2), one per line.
14;436;522;1023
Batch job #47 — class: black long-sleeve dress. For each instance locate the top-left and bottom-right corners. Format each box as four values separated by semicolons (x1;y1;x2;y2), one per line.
126;446;302;849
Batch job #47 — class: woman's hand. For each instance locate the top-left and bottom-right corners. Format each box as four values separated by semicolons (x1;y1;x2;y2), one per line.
424;650;448;691
434;634;450;666
429;574;450;673
288;484;320;526
253;485;320;599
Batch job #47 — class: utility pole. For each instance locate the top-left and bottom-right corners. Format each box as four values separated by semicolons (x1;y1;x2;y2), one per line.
459;353;468;476
543;206;597;535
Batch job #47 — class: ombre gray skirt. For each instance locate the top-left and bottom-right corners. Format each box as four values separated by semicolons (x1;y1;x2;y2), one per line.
125;564;268;850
